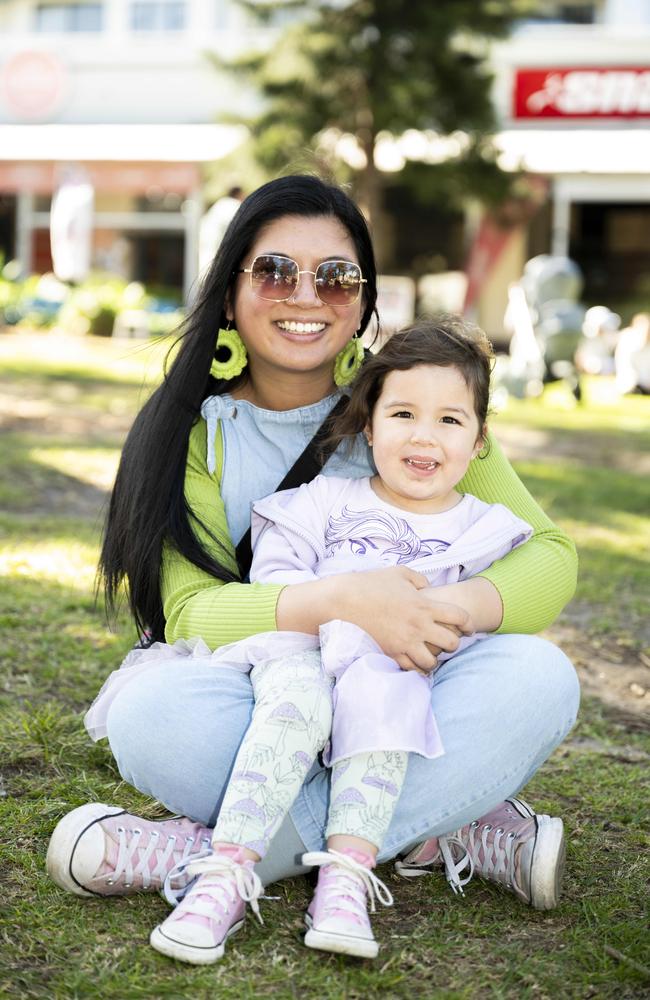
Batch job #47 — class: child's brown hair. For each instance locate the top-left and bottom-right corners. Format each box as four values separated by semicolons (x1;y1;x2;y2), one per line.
329;315;494;452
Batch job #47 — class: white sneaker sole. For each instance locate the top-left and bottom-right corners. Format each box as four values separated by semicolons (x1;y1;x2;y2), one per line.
528;815;565;910
149;918;244;964
304;915;378;959
46;803;125;897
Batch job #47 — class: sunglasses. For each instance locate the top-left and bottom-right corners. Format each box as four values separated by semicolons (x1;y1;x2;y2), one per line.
238;254;366;307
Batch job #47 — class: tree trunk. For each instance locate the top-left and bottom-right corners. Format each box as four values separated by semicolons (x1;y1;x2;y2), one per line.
354;115;392;270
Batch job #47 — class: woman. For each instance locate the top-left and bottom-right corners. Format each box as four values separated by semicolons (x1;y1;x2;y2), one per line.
47;176;579;923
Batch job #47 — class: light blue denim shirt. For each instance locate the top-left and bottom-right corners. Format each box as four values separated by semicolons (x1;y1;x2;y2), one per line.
201;392;374;546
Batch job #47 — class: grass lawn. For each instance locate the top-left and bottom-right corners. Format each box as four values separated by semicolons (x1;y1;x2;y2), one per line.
1;332;648;999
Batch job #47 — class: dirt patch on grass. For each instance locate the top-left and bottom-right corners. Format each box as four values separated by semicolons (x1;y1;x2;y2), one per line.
495;423;650;475
0;381;135;443
496;424;649;723
547;619;650;724
0;374;129;517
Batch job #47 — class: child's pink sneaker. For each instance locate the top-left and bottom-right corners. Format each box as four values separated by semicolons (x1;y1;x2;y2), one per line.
395;797;565;909
302;848;393;959
46;803;212;897
150;847;264;965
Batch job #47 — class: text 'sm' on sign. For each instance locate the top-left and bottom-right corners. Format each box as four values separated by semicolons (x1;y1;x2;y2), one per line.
514;67;650;119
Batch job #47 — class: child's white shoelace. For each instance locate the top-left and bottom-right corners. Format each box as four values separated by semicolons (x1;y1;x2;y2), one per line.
303;849;394;911
162;851;265;922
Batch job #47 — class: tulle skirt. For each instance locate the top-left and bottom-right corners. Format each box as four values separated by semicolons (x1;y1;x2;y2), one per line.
84;622;444;763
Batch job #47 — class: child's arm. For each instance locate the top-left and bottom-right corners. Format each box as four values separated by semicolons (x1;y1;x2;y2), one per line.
249;520;321;585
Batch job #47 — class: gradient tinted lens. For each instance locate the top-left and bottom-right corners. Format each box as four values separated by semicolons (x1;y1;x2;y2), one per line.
315;260;362;305
250;255;299;300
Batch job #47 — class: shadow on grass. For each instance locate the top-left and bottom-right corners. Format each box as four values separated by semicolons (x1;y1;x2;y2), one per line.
1;446;111;520
0;363;164;393
514;462;650;523
0;573;135;714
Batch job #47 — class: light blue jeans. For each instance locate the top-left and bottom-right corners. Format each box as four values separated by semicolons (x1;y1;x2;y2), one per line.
106;634;579;885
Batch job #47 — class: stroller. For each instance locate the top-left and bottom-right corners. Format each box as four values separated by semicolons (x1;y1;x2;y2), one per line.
497;255;585;401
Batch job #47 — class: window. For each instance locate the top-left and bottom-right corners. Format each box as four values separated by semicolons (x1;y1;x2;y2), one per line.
130;2;186;32
35;3;103;32
215;0;230;30
518;1;601;26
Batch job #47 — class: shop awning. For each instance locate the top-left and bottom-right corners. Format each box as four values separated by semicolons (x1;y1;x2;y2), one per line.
0;122;248;162
495;127;650;174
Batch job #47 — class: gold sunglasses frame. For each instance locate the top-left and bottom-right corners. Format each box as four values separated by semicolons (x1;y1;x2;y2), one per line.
238;254;367;306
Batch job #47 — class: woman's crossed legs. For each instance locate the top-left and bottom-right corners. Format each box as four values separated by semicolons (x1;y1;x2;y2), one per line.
105;634;578;870
47;635;579;922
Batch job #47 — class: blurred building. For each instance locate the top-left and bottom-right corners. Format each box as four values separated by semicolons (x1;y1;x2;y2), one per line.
474;0;650;338
1;0;648;326
0;0;263;297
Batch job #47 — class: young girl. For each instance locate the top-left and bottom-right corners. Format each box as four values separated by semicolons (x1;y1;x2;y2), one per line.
134;319;533;963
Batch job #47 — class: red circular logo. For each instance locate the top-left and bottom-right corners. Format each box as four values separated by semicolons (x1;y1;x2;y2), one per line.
1;50;67;119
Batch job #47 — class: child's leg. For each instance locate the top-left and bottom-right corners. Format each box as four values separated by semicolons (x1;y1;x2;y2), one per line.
212;649;333;860
326;750;408;858
150;648;332;965
303;750;408;959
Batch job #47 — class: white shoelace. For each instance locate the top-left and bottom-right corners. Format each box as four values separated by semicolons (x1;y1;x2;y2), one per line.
303;849;394;913
110;825;211;890
462;822;519;888
395;822;521;896
395;835;475;895
163;852;265;923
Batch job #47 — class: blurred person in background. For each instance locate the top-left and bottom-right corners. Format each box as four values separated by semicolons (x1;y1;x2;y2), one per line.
615;312;650;394
199;185;245;277
575;305;621;376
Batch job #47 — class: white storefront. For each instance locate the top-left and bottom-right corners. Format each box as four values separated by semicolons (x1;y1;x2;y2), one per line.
473;3;650;337
0;0;262;298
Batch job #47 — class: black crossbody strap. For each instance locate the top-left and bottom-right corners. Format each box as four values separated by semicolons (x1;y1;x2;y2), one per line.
235;394;350;577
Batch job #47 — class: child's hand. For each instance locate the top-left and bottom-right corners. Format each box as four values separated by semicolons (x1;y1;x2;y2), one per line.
421;578;503;634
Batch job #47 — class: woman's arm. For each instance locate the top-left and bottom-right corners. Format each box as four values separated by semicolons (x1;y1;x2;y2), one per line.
456;432;578;633
161;419;284;647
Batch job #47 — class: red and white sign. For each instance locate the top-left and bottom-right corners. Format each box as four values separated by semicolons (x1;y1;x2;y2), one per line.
514;67;650;119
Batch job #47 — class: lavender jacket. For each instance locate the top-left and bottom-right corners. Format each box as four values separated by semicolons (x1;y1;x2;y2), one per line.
236;476;533;764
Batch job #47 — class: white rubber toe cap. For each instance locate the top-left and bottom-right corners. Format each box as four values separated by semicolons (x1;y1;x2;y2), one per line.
46;803;122;897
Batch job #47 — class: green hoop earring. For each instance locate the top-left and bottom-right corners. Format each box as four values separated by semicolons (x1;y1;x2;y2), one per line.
333;334;364;387
210;326;248;380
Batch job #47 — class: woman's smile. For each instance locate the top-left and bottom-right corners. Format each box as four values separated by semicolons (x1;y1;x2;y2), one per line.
275;318;329;338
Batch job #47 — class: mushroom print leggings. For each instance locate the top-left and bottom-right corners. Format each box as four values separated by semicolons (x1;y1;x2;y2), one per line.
213;650;408;855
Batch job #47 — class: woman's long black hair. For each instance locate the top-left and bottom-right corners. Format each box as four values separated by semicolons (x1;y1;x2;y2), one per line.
99;175;378;641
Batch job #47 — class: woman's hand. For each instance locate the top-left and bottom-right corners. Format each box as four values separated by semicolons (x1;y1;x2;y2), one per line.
276;567;474;673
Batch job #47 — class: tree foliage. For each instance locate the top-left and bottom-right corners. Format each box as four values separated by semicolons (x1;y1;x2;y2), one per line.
213;0;539;260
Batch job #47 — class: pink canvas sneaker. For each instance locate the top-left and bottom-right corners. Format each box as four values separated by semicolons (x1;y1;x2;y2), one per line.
46;803;212;898
395;797;565;910
302;848;393;959
150;847;264;965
